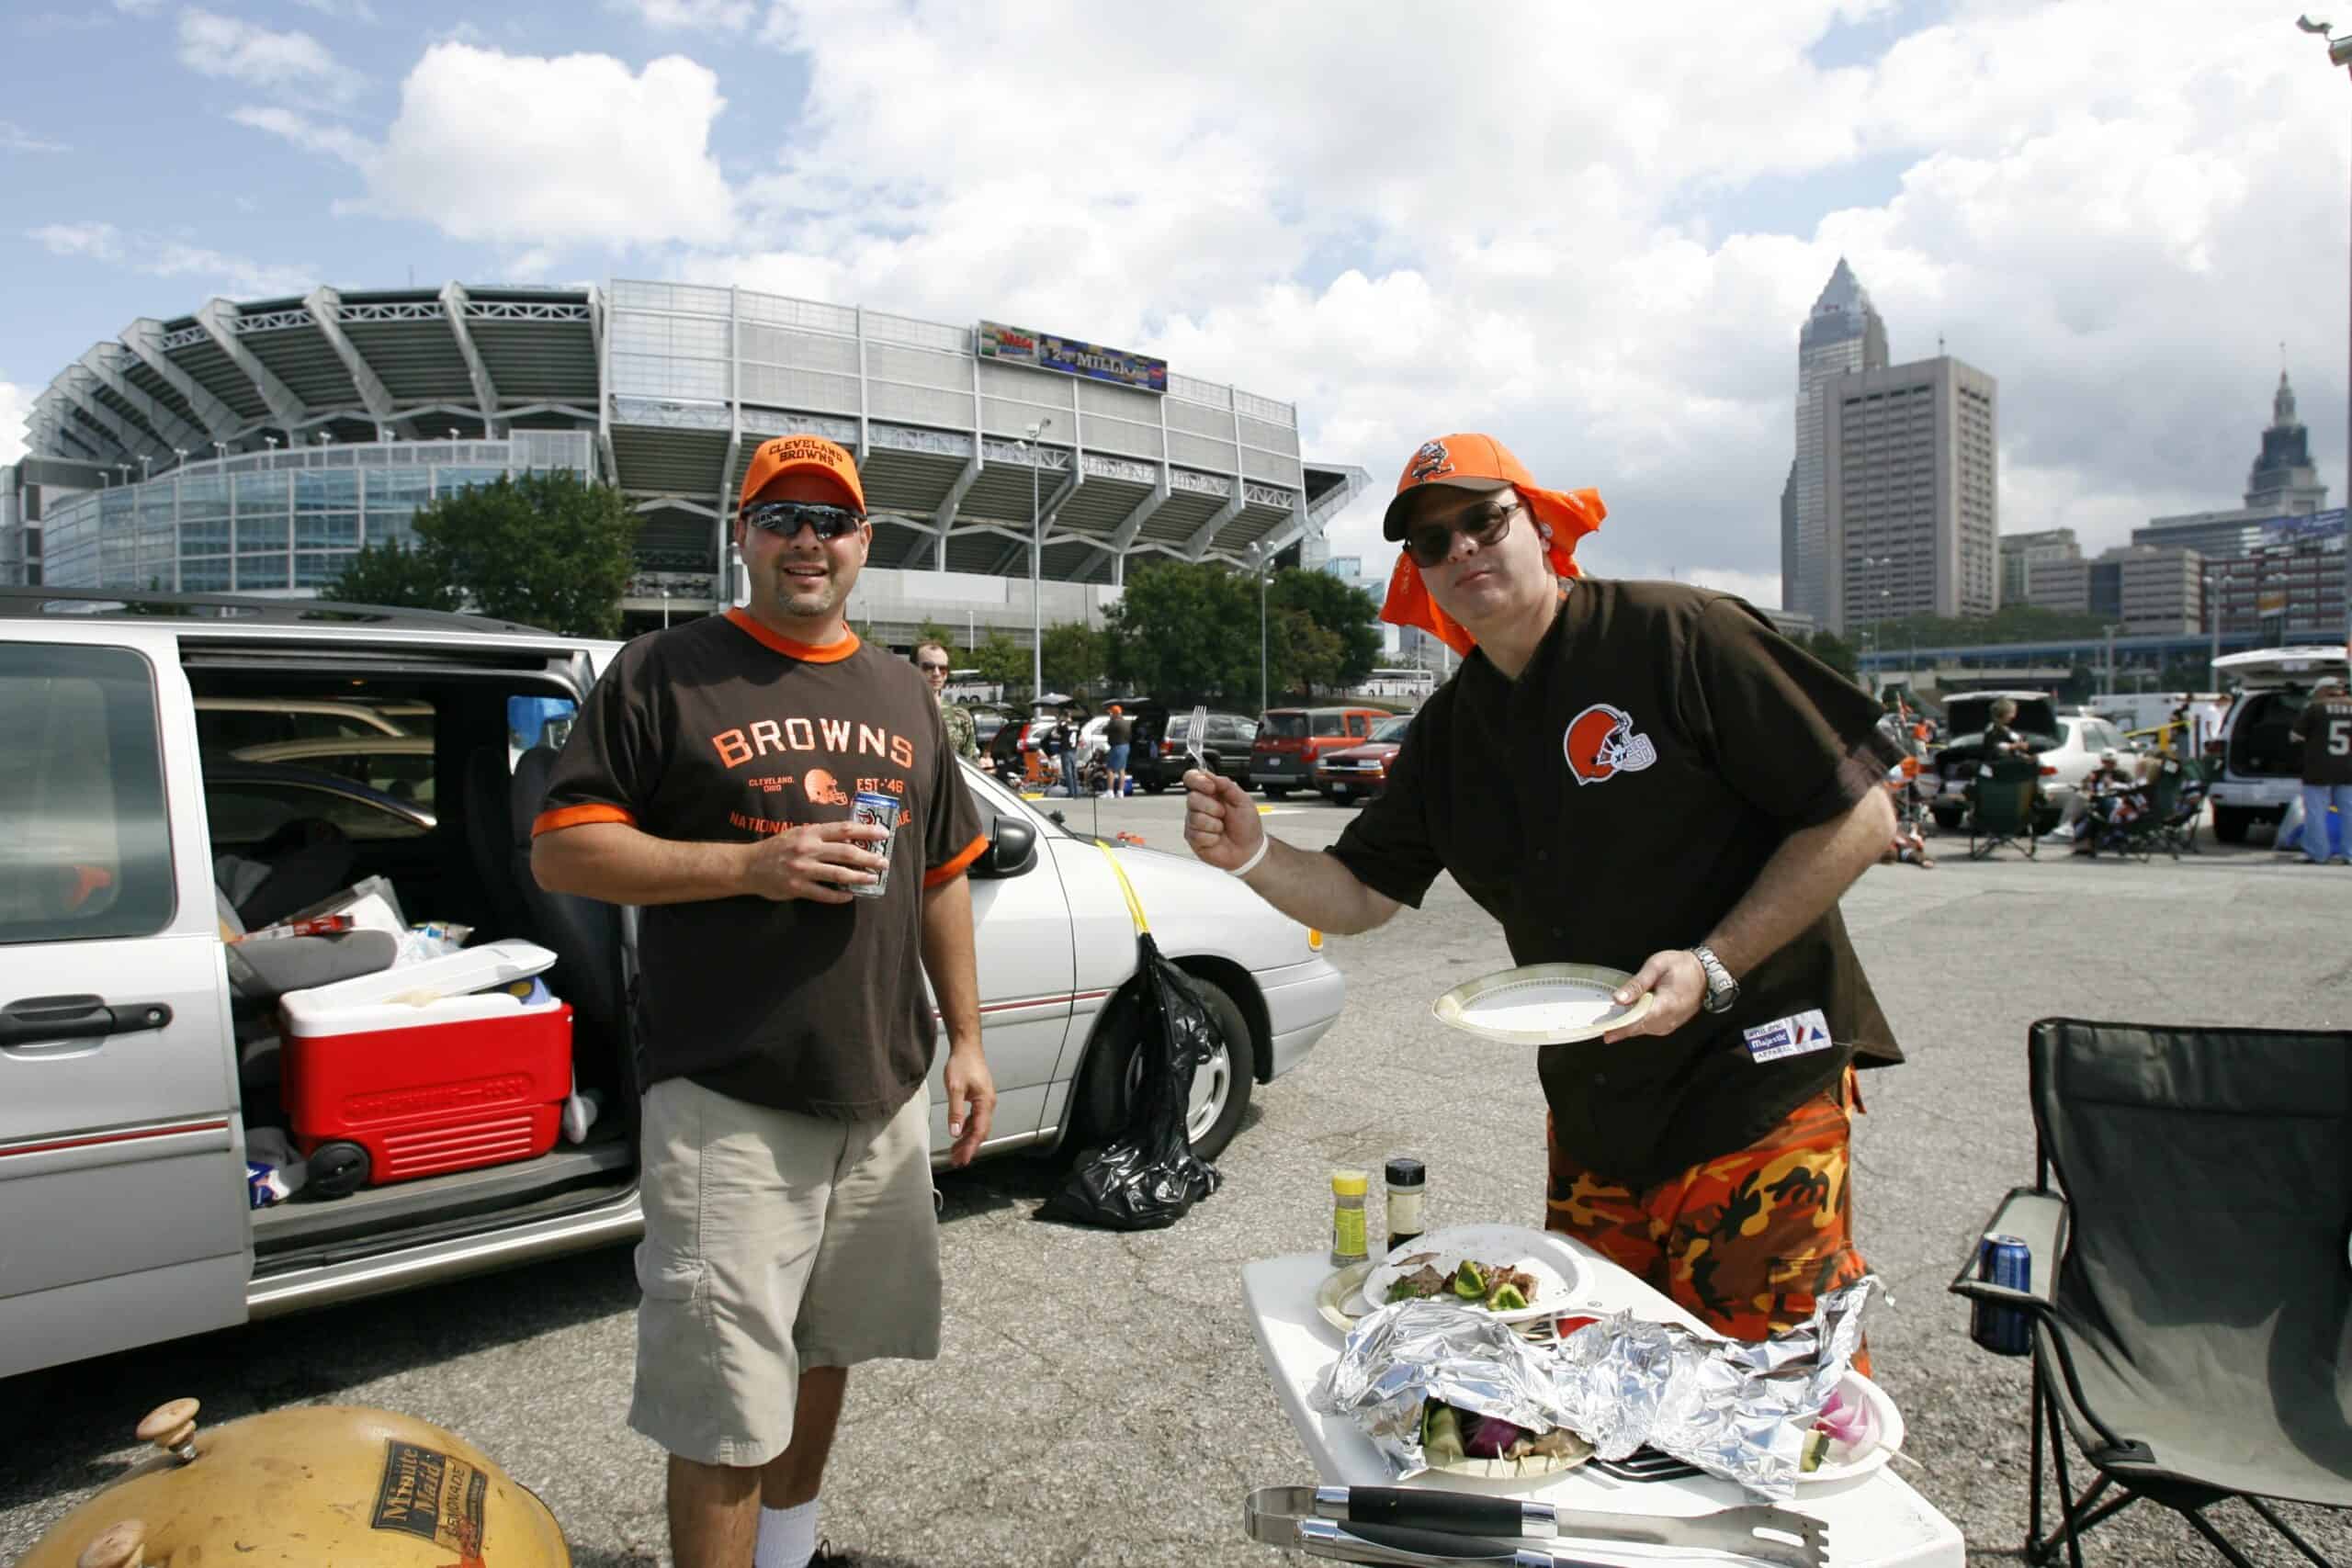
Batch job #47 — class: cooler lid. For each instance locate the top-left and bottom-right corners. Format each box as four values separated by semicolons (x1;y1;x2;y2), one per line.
280;939;556;1019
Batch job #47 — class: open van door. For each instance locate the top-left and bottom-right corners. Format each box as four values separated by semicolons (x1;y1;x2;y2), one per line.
0;623;249;1376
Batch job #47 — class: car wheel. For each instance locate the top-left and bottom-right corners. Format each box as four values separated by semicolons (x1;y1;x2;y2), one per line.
2212;806;2253;844
1264;784;1289;799
1142;780;1168;795
306;1140;370;1199
1075;971;1256;1162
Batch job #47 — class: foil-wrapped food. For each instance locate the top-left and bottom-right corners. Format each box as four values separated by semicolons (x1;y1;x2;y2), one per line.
1314;1277;1882;1499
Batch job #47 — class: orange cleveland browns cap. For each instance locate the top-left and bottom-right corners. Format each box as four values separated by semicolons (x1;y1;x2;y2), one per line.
738;434;866;514
1380;433;1529;540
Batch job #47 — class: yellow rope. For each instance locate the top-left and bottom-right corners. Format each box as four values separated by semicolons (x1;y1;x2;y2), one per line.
1094;840;1150;935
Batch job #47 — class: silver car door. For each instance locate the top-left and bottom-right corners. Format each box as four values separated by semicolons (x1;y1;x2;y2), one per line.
0;626;248;1377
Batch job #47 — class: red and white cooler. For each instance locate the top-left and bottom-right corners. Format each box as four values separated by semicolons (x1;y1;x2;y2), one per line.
277;941;573;1197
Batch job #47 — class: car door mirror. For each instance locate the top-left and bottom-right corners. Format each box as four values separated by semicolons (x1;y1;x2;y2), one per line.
975;813;1038;879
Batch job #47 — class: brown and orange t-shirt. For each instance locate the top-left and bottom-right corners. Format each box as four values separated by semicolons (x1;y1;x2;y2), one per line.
533;609;987;1121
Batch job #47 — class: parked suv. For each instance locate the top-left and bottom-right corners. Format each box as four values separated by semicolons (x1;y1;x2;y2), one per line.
1250;705;1390;797
1132;707;1255;793
0;588;1342;1378
2206;645;2352;842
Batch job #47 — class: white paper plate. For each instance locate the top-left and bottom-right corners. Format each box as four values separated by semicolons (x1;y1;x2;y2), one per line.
1431;963;1653;1045
1360;1224;1585;1325
1800;1370;1905;1485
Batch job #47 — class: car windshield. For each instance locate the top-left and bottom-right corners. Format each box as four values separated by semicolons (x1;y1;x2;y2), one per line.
1262;712;1306;739
1372;716;1411;742
961;760;1075;840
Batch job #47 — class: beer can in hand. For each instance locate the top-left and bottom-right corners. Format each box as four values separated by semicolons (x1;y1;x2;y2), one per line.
1970;1233;2035;1357
848;790;901;898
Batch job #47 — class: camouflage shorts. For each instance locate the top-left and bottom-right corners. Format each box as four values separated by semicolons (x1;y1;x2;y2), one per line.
1545;1067;1872;1366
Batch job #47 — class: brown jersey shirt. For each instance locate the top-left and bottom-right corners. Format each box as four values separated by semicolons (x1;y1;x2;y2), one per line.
1329;580;1902;1188
2291;691;2352;785
532;610;987;1120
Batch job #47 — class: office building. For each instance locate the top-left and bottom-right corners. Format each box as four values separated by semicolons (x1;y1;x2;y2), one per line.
1821;355;1999;634
2116;546;2204;636
1790;259;1889;625
2000;526;2077;605
2207;516;2347;638
2137;370;2331;560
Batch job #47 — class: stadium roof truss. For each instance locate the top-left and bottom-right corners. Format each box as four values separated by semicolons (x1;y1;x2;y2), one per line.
21;279;1366;586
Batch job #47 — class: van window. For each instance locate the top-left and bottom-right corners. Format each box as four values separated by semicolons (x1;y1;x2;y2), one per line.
1312;713;1346;737
1263;713;1306;739
0;644;175;944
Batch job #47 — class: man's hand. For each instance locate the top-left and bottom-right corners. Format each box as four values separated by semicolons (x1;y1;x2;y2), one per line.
1601;949;1708;1043
1182;768;1264;872
943;1043;995;1167
739;820;890;904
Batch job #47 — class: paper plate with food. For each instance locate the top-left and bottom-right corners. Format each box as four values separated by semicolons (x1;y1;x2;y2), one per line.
1360;1224;1583;1325
1430;962;1652;1045
1796;1370;1905;1484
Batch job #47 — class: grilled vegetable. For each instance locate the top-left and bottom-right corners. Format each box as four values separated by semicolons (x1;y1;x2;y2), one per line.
1486;1282;1529;1312
1451;1260;1488;1299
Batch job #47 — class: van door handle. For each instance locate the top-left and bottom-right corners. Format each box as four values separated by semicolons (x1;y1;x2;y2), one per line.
0;995;174;1050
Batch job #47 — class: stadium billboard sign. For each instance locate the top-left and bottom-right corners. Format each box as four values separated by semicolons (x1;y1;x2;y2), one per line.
977;320;1167;394
2263;508;2346;544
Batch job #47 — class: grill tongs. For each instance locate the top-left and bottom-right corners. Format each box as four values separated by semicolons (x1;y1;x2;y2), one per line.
1243;1484;1830;1567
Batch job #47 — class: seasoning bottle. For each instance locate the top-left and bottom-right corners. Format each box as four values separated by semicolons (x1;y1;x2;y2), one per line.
1329;1168;1370;1267
1385;1156;1427;1254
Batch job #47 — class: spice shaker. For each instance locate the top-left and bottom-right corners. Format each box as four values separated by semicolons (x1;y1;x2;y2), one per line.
1384;1156;1426;1253
1329;1168;1369;1267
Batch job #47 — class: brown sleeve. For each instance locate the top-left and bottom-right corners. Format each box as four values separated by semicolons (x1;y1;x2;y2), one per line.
1676;598;1902;827
922;701;988;886
1325;706;1445;908
532;640;661;838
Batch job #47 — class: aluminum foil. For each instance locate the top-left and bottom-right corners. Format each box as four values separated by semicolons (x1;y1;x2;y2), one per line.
1314;1278;1883;1499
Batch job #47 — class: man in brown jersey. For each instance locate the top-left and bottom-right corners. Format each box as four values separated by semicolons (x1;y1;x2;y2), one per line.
532;434;993;1568
1185;432;1902;1354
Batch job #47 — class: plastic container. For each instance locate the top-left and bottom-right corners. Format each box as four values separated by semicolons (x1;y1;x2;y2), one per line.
277;942;572;1194
1330;1168;1370;1267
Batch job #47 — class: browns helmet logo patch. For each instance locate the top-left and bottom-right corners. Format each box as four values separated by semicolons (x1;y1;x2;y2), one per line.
802;767;850;806
1563;703;1657;786
1408;440;1453;483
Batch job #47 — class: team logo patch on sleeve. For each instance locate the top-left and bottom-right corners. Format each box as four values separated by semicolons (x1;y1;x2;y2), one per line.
1563;702;1657;785
1744;1009;1835;1064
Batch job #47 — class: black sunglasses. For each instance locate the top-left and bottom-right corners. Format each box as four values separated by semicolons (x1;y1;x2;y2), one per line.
1403;498;1521;569
917;660;950;672
742;500;867;541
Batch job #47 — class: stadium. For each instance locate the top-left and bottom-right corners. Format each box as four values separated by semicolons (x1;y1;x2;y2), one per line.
2;279;1368;638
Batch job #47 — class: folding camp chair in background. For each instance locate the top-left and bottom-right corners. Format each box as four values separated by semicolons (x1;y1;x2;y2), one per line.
1951;1019;2352;1566
1968;754;2042;860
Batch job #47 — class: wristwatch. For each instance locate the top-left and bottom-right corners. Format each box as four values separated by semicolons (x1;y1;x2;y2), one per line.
1689;944;1739;1014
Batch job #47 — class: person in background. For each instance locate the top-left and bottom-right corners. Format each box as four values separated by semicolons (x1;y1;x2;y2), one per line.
2289;676;2352;865
1051;706;1081;797
1102;703;1133;797
1982;698;2026;756
2060;748;2132;853
915;639;978;765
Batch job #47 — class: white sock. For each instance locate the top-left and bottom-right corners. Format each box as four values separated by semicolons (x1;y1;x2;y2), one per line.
753;1499;818;1568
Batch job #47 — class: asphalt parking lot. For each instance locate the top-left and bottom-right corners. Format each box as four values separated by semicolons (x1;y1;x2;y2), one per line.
5;789;2348;1566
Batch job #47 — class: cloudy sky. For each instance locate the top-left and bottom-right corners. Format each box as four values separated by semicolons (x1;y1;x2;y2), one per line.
5;0;2346;605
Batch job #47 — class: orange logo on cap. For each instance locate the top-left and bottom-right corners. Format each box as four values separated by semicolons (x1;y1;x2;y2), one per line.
1408;440;1454;483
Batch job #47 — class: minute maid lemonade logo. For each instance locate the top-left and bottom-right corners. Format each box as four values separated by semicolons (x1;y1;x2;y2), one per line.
371;1438;489;1564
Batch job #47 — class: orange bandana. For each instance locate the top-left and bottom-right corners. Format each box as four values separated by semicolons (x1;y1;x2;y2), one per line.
1381;482;1606;657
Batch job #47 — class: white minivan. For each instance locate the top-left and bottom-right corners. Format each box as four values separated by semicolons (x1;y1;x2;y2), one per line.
0;589;1343;1379
2206;644;2352;842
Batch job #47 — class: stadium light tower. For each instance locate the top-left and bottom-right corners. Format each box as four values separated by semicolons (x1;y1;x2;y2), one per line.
1250;539;1270;713
1022;416;1053;704
212;440;227;462
2298;15;2352;659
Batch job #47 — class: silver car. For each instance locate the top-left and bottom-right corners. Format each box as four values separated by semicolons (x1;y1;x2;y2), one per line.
0;589;1343;1379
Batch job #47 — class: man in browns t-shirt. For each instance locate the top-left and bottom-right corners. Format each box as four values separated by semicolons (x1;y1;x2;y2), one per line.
531;434;989;1568
1183;432;1904;1357
2289;675;2352;864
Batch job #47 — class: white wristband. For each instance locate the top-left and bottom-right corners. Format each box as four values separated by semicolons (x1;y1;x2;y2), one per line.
1228;836;1271;878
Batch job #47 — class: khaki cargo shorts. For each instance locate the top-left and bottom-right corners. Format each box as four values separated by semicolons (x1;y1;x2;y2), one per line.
627;1075;941;1468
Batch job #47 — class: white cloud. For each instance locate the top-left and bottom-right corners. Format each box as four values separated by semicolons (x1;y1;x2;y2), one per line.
177;8;353;103
1;121;67;152
28;220;316;299
0;377;30;468
245;42;734;246
666;0;2352;589
289;0;379;19
618;0;755;29
110;0;165;13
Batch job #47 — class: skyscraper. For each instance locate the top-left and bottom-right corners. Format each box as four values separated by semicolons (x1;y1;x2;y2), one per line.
1791;259;1889;623
2244;369;2328;516
1822;355;2000;631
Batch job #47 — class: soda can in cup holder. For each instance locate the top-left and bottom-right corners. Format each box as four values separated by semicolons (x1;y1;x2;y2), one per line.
848;790;901;898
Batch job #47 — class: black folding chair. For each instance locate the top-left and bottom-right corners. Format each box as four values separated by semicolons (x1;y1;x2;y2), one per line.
1951;1019;2352;1565
1968;755;2042;860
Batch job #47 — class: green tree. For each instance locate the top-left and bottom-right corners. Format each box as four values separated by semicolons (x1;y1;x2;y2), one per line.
1268;606;1344;698
1266;568;1381;691
1042;621;1107;694
416;470;638;637
970;630;1031;697
1804;628;1859;682
912;617;960;656
1103;559;1258;700
322;541;460;615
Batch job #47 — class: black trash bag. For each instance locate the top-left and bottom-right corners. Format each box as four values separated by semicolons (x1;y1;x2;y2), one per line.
1039;931;1224;1230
